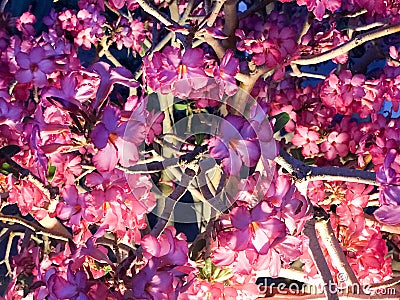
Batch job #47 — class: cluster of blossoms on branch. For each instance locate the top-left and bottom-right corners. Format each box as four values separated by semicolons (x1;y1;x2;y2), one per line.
0;0;399;299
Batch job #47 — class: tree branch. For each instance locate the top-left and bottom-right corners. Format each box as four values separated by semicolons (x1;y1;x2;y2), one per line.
206;0;226;27
314;208;360;289
136;0;178;27
0;213;71;241
150;167;197;237
222;0;238;49
276;149;378;186
303;216;339;300
293;23;400;66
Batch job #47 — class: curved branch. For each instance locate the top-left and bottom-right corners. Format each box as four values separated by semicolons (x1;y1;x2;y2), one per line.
293;23;400;66
276;150;377;186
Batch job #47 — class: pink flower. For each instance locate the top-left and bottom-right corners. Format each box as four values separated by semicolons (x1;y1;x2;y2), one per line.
16;12;36;36
46;266;109;300
7;176;49;220
294;0;342;20
209;115;261;176
90;62;139;109
15;47;56;88
291;126;320;157
209;111;276;176
91;105;145;172
329;212;392;286
59;10;78;31
145;110;164;144
141;227;188;266
75;27;96;49
143;46;208;97
374;149;400;225
236;14;299;72
180;279;241;300
340;71;365;104
320;71;366;115
213;49;239;97
219;203;287;254
133;227;191;299
320;131;350;160
112;17;146;53
55;185;101;226
0;97;23;125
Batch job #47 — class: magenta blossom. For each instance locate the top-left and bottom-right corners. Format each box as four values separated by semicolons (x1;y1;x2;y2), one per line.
320;131;350;160
219;202;287;254
55;185;101;226
91;105;146;172
133;227;192;299
141;226;188;266
209;111;276;176
45;267;108;300
143;46;209;98
209;115;261;176
374;149;400;225
15;47;56;88
291;126;320;157
213;49;239;97
320;71;366;115
280;0;342;20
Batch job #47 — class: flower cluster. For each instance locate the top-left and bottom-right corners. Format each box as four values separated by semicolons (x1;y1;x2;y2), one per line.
236;12;299;79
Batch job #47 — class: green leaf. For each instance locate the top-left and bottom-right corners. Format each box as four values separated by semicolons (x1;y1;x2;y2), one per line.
103;265;113;275
1;162;10;175
304;158;315;166
47;165;56;182
202;258;212;279
290;148;304;161
270;112;290;133
174;103;188;111
214;267;233;282
195;133;205;145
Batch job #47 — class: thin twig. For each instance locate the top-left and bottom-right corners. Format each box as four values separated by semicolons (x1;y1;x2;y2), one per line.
291;64;326;80
150;168;197;237
103;49;122;67
136;0;178;27
206;0;226;27
238;0;273;20
0;232;24;275
117;158;179;174
0;213;71;241
369;276;400;290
